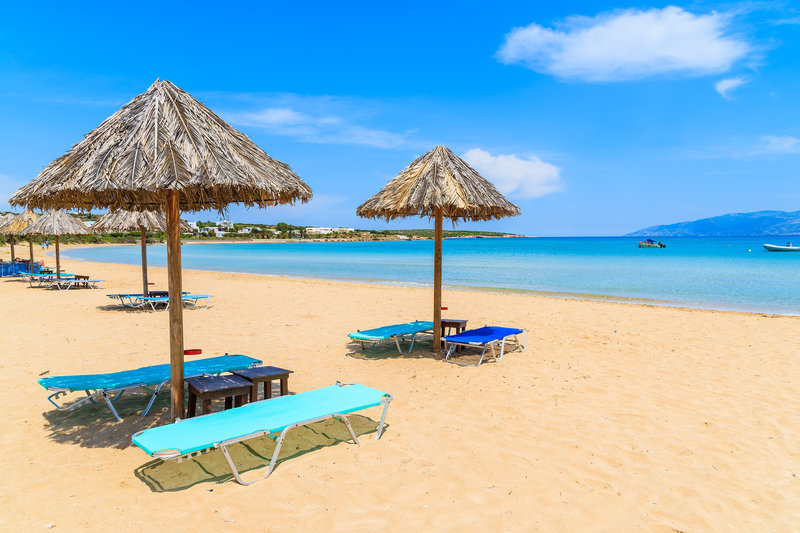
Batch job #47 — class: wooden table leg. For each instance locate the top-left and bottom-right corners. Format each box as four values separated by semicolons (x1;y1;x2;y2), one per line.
280;377;288;396
202;398;211;414
265;379;273;399
187;390;197;418
250;383;258;403
234;394;245;407
224;396;232;410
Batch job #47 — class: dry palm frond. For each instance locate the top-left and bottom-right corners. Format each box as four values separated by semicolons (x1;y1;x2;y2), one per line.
10;79;312;213
92;209;191;233
19;210;91;236
356;145;520;222
0;209;39;235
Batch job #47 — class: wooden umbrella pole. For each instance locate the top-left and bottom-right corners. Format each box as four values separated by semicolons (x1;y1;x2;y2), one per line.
9;237;15;261
28;236;34;273
55;236;60;279
166;190;185;420
140;228;149;297
433;210;443;351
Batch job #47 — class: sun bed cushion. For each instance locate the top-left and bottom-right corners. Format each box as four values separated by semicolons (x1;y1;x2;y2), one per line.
132;383;390;456
349;321;434;341
38;355;262;392
444;326;523;345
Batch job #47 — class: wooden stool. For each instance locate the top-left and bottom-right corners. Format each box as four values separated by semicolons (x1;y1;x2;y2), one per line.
186;375;252;418
231;366;293;402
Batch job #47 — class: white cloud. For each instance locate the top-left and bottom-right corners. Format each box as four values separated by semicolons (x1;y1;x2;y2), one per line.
497;6;751;82
757;135;800;154
219;95;418;149
715;76;748;98
462;149;562;199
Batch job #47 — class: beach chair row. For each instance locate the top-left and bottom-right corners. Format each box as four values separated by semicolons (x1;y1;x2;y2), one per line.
38;353;391;485
349;320;526;366
23;272;104;290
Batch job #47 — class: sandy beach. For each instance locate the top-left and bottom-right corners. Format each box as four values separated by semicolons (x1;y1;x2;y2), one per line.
1;243;799;531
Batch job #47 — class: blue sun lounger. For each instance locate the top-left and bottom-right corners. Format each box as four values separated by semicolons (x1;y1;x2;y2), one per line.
136;294;213;311
444;326;527;366
132;382;392;485
106;292;189;308
349;320;434;354
39;354;262;421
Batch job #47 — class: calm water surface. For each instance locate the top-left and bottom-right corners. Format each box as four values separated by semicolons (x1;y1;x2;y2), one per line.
62;237;800;315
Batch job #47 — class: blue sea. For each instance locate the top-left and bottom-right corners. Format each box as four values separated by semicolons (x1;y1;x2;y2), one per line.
61;237;800;315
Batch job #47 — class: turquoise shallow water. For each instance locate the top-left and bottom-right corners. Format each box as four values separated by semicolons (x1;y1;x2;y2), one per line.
62;236;800;315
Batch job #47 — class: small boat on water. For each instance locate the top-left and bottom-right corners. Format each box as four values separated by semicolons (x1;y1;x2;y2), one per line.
763;243;800;252
638;239;666;248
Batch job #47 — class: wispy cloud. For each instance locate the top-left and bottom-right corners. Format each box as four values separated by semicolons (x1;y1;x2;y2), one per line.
217;94;420;149
462;149;563;199
496;6;751;82
756;135;800;154
715;76;749;98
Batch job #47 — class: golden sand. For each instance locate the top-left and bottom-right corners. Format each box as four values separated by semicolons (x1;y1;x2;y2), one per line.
1;244;798;531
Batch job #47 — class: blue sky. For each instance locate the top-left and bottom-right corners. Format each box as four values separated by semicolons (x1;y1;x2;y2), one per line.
1;1;798;235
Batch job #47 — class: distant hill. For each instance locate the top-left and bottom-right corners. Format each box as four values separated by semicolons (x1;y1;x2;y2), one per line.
627;210;800;237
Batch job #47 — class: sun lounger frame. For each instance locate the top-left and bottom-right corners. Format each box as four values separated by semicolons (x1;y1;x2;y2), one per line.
444;327;527;366
349;321;434;354
50;278;104;290
134;382;392;485
106;292;189;308
135;294;213;311
43;355;261;421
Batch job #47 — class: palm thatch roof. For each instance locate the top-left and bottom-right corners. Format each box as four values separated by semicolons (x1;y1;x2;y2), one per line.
356;145;520;222
92;209;192;233
0;213;13;230
0;209;38;235
9;79;312;213
19;210;91;236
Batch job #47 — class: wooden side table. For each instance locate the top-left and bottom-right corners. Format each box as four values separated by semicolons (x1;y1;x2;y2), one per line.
441;319;468;350
186;375;252;418
231;366;293;402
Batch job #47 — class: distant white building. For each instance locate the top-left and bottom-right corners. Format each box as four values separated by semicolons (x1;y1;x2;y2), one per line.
335;227;355;233
186;221;198;231
199;227;216;236
306;227;334;235
238;226;255;234
217;220;234;231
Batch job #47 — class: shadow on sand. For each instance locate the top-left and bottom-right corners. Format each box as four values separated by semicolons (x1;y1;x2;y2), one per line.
345;337;447;361
42;389;173;450
133;415;385;491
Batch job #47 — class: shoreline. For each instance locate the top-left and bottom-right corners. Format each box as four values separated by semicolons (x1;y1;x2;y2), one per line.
44;241;800;318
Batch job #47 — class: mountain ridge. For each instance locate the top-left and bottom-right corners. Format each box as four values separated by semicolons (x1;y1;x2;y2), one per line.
627;210;800;236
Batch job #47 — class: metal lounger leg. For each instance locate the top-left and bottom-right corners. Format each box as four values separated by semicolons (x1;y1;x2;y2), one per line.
394;335;402;355
375;394;393;439
218;412;361;485
102;391;123;421
408;333;416;353
142;379;169;417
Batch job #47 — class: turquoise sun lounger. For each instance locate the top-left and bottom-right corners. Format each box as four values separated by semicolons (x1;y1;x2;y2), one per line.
39;354;262;421
132;382;392;485
444;326;527;366
349;320;434;354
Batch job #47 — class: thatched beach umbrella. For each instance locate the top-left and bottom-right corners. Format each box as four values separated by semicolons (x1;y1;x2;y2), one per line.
0;209;39;270
93;209;192;297
20;210;90;279
10;79;311;420
357;145;520;349
0;214;14;260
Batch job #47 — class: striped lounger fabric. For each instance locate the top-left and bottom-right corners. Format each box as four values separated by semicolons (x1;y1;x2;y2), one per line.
132;382;392;485
39;354;262;421
349;320;434;354
444;326;527;366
